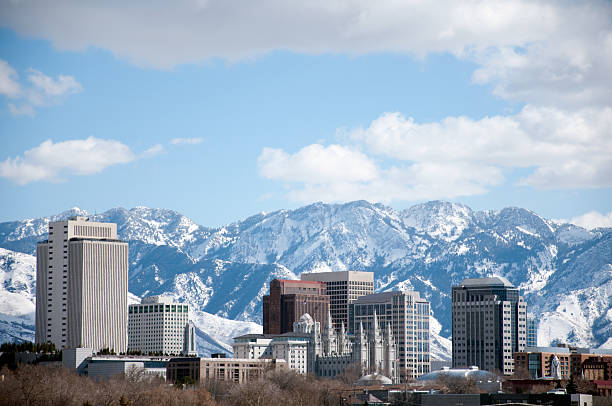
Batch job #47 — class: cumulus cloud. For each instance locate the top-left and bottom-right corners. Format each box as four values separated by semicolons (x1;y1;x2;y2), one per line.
170;137;203;145
567;211;612;230
259;106;612;203
0;137;136;185
0;1;609;107
0;59;82;115
259;144;378;183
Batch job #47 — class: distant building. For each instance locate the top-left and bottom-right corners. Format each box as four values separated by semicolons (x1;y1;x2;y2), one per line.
513;346;571;379
294;312;354;378
527;314;538;347
166;357;287;384
182;322;197;356
62;348;168;380
352;312;399;382
350;291;430;380
570;348;612;381
301;271;374;331
262;279;329;334
128;296;191;356
36;217;128;353
233;332;310;374
452;277;527;375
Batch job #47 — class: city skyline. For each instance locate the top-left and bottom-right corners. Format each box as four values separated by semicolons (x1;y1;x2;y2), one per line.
0;1;611;228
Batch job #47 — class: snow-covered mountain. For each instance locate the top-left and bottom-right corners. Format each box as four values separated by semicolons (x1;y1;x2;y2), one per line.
1;201;610;357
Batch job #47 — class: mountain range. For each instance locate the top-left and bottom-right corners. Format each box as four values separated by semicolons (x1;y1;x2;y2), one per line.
1;200;610;358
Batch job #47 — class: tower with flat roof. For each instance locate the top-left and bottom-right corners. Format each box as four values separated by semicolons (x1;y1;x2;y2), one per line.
301;270;374;332
36;216;128;353
263;279;330;334
451;276;527;375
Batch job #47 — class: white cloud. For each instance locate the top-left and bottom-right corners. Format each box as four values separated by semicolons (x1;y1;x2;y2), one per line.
170;137;203;145
0;59;21;97
0;59;82;115
0;1;609;107
142;144;164;157
259;106;612;203
258;144;378;183
567;211;612;230
0;137;136;185
27;68;82;96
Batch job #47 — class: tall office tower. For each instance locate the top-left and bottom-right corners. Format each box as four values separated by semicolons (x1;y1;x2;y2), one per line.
36;217;128;353
128;296;190;355
451;277;527;375
527;314;538;348
350;291;430;380
263;279;330;334
301;271;374;332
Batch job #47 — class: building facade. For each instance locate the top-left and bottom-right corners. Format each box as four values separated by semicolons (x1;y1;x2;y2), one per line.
350;291;430;380
527;314;538;348
352;313;399;382
513;346;571;379
301;271;374;332
233;332;310;374
262;279;329;334
128;296;191;356
452;277;527;375
36;217;128;353
570;348;612;380
166;357;287;384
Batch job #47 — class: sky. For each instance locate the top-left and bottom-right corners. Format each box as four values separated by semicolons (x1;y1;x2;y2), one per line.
0;0;611;228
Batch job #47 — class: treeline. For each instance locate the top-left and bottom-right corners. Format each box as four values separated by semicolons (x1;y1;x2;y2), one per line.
0;364;215;406
0;341;57;353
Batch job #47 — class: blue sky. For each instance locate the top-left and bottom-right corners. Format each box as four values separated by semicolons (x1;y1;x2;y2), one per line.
0;1;611;228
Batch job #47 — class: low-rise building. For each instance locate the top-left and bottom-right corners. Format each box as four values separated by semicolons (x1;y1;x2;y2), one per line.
233;332;310;374
62;348;168;380
166;357;287;384
513;346;571;379
570;348;612;380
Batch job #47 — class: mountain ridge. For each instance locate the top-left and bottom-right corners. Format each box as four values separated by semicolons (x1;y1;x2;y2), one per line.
1;200;610;357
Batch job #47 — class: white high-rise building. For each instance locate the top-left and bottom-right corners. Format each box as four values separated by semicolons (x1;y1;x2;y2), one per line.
35;217;128;353
128;296;190;355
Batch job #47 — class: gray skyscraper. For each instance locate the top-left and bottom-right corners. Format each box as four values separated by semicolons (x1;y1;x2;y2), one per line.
451;277;527;375
350;291;430;380
36;217;128;353
301;271;374;331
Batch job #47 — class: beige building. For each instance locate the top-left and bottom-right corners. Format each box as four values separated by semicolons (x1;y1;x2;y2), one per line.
166;357;287;384
452;277;527;375
128;296;191;355
36;217;128;353
301;271;374;331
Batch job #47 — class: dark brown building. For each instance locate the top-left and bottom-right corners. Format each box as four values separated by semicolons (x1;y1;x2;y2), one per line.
263;279;329;334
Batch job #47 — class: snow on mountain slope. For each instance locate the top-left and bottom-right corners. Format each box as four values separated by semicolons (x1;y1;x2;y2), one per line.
0;247;257;355
0;248;36;316
1;201;610;357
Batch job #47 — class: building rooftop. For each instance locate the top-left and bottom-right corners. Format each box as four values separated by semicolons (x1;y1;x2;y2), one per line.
458;276;515;288
353;290;423;304
522;346;571;354
418;367;499;382
275;279;325;285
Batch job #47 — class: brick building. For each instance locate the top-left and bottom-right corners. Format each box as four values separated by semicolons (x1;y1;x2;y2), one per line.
263;279;329;334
